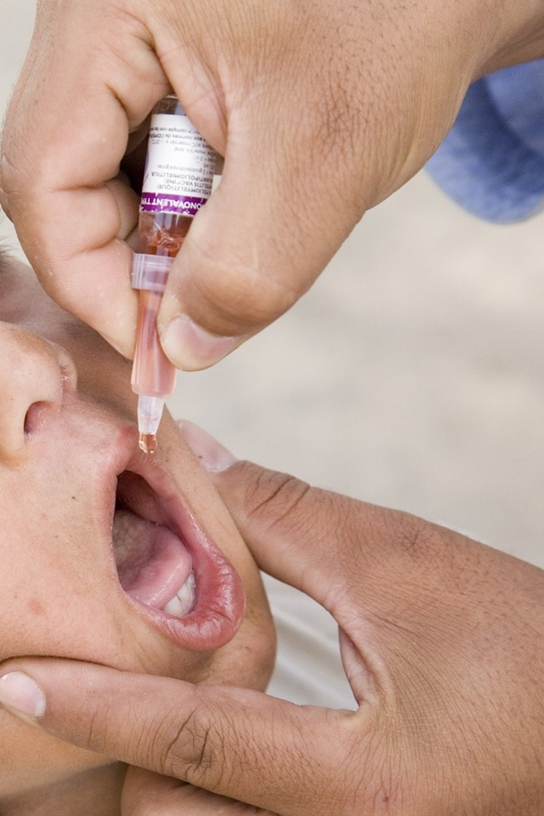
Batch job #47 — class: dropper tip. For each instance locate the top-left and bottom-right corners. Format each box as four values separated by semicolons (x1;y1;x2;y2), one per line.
136;395;165;454
139;433;157;455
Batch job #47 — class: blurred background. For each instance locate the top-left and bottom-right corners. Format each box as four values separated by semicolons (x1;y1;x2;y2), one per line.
3;0;544;704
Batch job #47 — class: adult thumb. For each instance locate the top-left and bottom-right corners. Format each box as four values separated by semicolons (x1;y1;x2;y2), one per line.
0;660;372;816
156;113;361;371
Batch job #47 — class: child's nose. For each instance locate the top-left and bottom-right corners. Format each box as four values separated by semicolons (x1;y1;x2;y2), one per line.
0;323;77;464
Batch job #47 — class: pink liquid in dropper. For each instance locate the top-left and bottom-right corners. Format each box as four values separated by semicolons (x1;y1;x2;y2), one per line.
131;215;193;453
132;289;176;399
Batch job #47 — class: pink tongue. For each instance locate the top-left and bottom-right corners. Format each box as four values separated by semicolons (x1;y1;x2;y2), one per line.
116;524;193;609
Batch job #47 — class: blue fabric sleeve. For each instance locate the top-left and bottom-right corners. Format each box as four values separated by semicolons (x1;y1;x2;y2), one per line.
426;60;544;223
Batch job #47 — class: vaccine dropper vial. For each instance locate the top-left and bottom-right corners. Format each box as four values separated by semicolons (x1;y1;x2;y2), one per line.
130;95;216;453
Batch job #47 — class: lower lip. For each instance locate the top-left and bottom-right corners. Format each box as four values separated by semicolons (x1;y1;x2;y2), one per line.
121;510;246;652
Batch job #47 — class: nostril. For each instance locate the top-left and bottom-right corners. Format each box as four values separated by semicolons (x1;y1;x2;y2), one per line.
23;401;48;437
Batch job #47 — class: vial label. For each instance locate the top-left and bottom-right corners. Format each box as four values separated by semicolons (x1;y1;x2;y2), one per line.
141;112;215;217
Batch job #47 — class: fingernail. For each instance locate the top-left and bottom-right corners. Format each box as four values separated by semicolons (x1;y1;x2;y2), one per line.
0;672;46;719
178;421;237;472
161;316;239;371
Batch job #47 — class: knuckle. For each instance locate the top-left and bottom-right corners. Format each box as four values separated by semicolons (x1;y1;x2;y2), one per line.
158;702;230;790
377;507;435;562
95;6;166;110
240;464;314;535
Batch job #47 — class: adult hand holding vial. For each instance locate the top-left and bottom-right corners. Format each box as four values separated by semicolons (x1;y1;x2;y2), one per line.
2;0;544;369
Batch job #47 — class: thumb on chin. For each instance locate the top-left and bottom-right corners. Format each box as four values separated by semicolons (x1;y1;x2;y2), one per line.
178;420;361;610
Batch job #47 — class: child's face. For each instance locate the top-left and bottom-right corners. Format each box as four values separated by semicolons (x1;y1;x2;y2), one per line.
0;254;275;801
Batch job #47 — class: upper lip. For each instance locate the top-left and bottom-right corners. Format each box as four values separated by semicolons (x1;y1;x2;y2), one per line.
100;422;245;652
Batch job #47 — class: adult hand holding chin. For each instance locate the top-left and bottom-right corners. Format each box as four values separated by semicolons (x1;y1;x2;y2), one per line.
1;425;544;814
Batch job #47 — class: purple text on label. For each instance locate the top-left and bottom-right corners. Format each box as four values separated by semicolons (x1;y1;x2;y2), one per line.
140;193;208;217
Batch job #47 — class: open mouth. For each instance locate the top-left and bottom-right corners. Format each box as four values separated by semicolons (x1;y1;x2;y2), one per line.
113;471;197;618
107;448;245;651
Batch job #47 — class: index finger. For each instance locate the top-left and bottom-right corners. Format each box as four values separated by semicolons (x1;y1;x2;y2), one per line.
0;0;169;355
0;660;369;816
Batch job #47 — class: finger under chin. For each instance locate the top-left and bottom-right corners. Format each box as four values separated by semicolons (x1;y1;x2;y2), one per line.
123;767;278;814
0;658;362;815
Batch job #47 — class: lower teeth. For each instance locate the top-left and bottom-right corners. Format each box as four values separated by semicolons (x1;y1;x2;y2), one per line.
163;572;196;617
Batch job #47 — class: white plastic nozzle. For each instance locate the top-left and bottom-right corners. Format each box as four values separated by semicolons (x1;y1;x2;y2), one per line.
137;395;165;436
132;254;174;292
